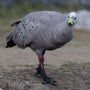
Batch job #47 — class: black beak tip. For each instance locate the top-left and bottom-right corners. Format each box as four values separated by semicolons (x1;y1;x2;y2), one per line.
68;23;72;26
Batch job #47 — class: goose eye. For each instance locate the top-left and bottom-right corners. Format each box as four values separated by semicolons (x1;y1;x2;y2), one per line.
74;17;76;19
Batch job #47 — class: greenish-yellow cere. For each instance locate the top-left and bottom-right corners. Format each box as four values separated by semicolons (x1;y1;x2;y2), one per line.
68;18;74;25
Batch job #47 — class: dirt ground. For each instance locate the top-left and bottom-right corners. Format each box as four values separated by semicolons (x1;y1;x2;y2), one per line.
0;46;90;90
0;46;90;67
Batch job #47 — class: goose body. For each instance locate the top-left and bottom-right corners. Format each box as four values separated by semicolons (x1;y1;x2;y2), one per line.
7;11;74;55
6;11;77;85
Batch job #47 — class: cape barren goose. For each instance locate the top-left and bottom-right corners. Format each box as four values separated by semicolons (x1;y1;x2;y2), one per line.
6;11;77;86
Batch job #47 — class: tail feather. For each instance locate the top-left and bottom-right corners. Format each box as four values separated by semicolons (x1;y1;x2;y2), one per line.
6;39;16;48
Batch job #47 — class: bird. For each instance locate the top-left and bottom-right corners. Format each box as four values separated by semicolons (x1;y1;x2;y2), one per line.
6;11;77;86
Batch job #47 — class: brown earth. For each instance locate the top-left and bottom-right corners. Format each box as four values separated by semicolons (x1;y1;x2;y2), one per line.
0;46;90;90
0;47;90;67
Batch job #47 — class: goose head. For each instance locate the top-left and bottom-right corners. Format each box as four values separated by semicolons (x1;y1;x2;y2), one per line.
68;12;77;26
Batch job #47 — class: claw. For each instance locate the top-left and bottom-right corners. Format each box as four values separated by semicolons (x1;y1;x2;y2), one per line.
34;72;42;78
48;77;56;83
42;77;57;86
36;58;57;86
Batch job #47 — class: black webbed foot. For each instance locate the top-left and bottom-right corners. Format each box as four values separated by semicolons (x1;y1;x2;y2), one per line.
40;68;57;86
34;72;42;78
34;65;42;77
35;65;57;86
48;77;56;83
42;76;57;86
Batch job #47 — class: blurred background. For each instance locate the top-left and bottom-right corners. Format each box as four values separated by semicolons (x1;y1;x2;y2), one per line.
0;0;90;47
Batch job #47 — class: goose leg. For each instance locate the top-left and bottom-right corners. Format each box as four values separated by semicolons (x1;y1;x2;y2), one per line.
35;64;42;78
35;51;57;86
35;51;45;78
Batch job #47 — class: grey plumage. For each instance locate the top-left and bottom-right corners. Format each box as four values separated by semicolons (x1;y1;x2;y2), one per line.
6;11;74;55
7;11;73;54
6;11;77;85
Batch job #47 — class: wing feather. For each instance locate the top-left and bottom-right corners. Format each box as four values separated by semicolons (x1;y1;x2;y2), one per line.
10;20;21;27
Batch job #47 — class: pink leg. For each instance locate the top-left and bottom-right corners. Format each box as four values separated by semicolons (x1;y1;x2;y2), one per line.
38;50;45;71
36;50;57;86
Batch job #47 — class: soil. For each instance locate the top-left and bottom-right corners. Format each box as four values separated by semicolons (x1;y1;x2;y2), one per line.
0;46;90;90
0;47;90;67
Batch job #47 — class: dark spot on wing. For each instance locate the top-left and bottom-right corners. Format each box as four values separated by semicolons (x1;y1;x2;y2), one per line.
22;23;26;29
32;26;34;28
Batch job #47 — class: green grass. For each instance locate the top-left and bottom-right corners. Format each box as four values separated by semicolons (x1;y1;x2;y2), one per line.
0;41;6;48
0;65;3;67
60;62;90;72
9;64;35;68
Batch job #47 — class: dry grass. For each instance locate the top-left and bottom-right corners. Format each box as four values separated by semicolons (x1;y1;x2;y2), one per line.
66;30;90;47
0;63;90;90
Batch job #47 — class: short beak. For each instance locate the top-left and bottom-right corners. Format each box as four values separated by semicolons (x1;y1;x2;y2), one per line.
68;18;74;26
